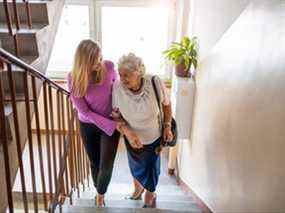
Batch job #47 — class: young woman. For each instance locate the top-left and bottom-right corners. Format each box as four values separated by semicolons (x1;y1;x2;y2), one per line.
67;39;125;207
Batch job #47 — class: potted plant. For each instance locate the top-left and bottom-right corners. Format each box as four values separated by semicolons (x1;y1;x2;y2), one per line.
163;36;198;78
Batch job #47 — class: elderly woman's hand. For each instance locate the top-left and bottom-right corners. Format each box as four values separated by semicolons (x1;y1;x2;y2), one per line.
163;126;173;144
123;127;143;149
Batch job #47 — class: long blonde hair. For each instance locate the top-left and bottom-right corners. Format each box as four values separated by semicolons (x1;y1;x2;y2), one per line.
71;39;103;97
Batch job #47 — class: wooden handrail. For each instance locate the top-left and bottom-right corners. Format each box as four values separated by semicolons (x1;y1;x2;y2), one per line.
0;47;89;212
0;1;90;212
0;48;69;95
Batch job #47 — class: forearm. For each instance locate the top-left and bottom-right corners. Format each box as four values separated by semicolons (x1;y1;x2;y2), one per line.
112;115;127;134
70;97;116;136
162;104;172;126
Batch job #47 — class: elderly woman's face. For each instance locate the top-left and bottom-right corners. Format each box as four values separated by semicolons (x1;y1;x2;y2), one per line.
119;68;141;89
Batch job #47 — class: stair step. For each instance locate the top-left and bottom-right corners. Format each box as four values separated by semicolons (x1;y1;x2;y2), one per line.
6;209;47;213
0;0;51;2
0;30;39;57
86;184;186;197
70;198;201;212
0;22;48;34
79;191;195;203
0;55;38;67
60;206;200;213
0;62;37;96
0;1;49;25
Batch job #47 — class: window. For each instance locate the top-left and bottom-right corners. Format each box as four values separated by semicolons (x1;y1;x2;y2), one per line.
100;6;170;77
47;4;90;79
47;0;175;79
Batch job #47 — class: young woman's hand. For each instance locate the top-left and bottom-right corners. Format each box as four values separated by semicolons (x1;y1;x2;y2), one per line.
111;108;122;120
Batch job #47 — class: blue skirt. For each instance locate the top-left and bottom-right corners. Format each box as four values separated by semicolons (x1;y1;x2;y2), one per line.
124;136;161;192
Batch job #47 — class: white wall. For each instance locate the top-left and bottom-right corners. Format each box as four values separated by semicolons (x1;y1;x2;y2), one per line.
189;0;250;59
178;0;285;212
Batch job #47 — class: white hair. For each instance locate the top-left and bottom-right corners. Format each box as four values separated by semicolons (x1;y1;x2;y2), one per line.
118;53;146;76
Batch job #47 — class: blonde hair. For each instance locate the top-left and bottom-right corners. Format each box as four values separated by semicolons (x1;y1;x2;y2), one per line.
118;53;146;76
71;39;103;97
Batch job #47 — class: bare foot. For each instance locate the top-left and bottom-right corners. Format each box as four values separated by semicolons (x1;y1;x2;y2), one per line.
95;194;105;207
144;191;156;208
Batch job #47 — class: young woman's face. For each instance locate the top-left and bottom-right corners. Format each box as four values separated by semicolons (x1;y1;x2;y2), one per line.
96;52;103;68
119;68;141;89
91;52;103;74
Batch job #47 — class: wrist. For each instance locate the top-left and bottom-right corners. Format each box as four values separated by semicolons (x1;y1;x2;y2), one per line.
163;122;171;128
117;122;126;132
120;125;129;134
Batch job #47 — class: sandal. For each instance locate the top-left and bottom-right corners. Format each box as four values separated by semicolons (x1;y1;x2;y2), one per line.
95;195;106;207
125;189;145;200
142;193;156;208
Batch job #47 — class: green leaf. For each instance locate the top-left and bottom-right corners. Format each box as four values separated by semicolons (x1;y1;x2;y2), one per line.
191;49;197;58
175;57;182;65
182;55;189;70
182;37;190;47
172;42;184;47
162;36;199;70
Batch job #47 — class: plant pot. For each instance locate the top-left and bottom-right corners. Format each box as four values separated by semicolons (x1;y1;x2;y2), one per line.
175;62;191;78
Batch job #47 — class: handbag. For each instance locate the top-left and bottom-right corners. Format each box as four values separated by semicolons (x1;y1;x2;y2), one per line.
151;76;178;148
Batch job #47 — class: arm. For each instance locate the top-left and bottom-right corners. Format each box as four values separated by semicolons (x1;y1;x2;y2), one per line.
111;80;143;148
111;108;143;149
162;103;173;143
67;74;116;136
154;76;173;142
70;95;116;136
162;104;172;127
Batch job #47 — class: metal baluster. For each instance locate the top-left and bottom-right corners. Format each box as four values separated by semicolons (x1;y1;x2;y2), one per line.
7;62;29;212
22;71;38;212
31;76;48;210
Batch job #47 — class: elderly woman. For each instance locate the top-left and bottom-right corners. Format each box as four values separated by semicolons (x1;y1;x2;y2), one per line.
112;53;173;208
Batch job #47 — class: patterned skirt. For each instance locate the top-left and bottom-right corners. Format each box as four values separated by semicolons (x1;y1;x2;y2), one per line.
124;136;161;192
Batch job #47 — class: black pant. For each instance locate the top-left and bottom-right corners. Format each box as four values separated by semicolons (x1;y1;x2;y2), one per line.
79;121;120;194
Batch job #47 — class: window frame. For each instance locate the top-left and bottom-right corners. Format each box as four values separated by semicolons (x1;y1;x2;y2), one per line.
94;0;176;79
48;0;177;80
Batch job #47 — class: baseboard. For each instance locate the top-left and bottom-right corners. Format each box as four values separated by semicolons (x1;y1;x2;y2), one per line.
176;177;213;213
174;158;213;213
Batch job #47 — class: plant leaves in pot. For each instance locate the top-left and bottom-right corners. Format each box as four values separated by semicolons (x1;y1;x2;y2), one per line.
163;36;198;78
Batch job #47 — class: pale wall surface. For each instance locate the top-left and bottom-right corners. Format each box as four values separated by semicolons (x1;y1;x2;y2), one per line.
179;0;285;211
189;0;250;59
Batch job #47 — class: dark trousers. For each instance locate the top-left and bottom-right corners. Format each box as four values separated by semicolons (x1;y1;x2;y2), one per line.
79;121;120;194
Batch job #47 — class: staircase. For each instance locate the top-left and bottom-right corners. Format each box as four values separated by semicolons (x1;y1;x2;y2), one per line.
0;49;204;213
56;145;202;213
0;0;65;212
0;0;64;67
0;0;64;98
0;1;205;212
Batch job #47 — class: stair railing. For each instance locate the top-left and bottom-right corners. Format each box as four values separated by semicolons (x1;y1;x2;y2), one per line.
0;48;90;213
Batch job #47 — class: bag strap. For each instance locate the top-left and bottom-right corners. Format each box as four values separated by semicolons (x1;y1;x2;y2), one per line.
151;76;163;132
151;76;167;152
